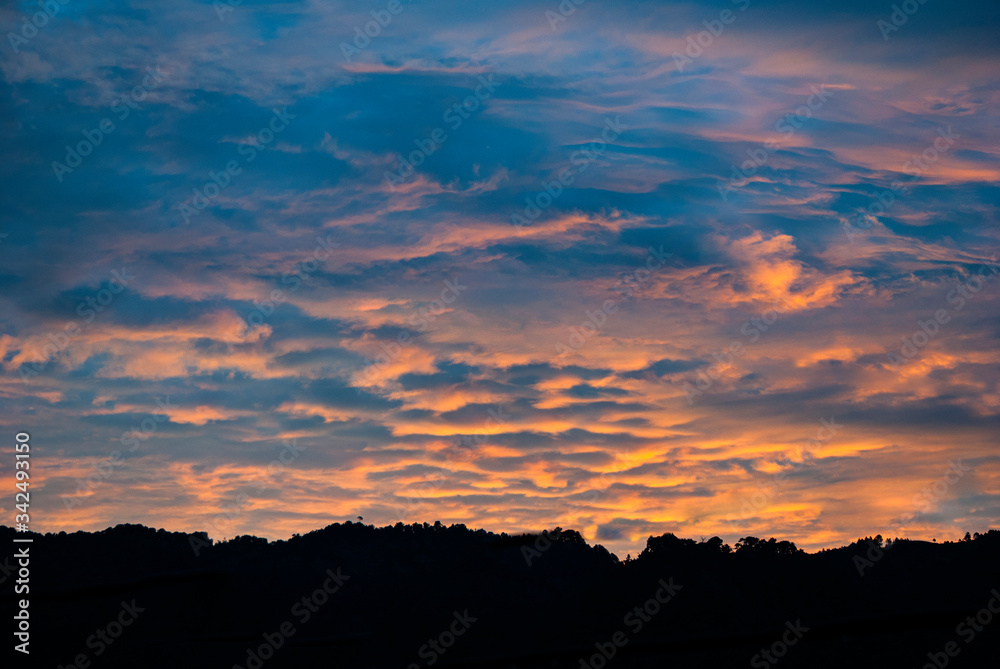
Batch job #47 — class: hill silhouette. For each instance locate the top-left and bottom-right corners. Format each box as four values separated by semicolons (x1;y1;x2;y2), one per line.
3;523;999;668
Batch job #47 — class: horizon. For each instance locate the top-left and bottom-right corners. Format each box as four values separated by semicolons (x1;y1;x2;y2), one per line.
6;519;992;559
2;0;1000;564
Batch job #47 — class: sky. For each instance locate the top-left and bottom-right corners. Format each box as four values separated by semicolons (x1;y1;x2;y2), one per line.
1;0;999;557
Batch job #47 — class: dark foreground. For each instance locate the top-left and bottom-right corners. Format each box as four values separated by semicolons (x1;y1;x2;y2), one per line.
3;523;999;668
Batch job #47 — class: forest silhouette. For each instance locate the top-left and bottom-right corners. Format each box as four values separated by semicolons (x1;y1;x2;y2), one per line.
4;523;999;668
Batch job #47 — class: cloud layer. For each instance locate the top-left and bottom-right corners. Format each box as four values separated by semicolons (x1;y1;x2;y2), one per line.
2;0;999;556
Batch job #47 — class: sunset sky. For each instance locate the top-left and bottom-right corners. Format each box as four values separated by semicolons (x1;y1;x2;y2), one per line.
2;0;999;557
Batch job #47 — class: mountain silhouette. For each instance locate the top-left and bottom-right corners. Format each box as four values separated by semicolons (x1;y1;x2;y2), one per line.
3;523;999;668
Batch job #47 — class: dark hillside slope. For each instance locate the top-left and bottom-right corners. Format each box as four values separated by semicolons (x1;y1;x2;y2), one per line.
3;524;999;668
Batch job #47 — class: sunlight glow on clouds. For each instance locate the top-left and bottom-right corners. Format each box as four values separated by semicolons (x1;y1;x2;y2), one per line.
1;0;998;557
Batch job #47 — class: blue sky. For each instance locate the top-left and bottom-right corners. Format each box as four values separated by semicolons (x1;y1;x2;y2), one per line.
1;0;999;555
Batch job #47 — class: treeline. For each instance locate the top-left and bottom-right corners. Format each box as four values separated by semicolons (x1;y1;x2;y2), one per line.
2;523;998;668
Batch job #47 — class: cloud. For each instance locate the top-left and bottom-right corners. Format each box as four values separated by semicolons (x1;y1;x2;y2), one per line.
2;0;998;558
